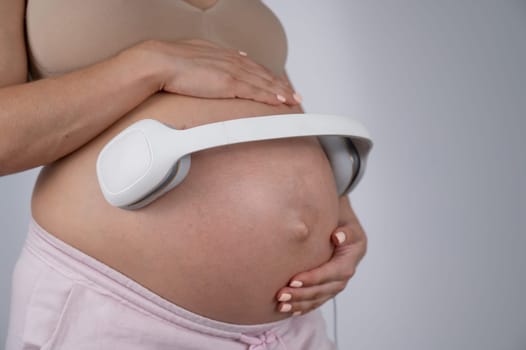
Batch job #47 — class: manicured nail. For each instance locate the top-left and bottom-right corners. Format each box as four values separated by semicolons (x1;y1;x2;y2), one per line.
276;94;286;103
292;92;303;103
280;303;292;312
292;311;302;316
278;293;292;302
335;231;346;245
289;280;303;288
238;50;248;56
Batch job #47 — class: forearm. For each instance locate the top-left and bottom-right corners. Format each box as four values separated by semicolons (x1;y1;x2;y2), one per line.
0;45;162;175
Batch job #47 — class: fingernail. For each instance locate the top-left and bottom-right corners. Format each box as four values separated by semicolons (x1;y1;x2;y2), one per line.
280;303;292;312
278;293;292;302
289;280;303;288
293;311;302;316
335;231;346;245
276;94;286;103
293;92;303;103
238;50;248;56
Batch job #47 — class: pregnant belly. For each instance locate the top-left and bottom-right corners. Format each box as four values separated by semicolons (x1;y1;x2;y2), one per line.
31;92;341;324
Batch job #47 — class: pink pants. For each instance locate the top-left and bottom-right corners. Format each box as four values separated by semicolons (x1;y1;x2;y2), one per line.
5;218;336;350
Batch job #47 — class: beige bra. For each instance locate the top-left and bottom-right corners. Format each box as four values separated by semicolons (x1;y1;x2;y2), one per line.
25;0;288;80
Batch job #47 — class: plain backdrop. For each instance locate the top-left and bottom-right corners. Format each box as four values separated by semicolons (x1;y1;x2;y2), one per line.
1;1;525;349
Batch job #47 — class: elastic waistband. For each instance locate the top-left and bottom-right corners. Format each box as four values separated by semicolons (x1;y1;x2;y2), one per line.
24;217;292;340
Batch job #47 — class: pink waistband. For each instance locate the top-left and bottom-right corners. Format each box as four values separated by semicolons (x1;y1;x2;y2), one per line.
25;217;293;342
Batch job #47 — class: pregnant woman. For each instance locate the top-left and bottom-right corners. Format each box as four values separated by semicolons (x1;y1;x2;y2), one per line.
2;1;368;349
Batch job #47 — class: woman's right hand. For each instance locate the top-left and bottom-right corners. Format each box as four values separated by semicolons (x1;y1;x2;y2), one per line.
128;39;301;106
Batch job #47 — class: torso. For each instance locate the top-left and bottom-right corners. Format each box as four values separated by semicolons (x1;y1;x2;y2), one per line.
27;0;341;324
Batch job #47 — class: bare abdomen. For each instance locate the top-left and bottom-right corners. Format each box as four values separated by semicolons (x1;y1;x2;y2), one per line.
31;92;340;324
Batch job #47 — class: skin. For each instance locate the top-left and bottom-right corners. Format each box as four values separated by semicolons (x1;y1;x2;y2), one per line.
276;195;368;315
0;0;367;318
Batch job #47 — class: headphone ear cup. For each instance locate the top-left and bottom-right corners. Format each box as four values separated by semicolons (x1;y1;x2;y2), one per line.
318;136;357;196
124;154;192;210
97;128;153;196
96;118;187;208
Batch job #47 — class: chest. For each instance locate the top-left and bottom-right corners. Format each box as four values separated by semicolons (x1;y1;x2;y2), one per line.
181;0;218;11
26;0;288;78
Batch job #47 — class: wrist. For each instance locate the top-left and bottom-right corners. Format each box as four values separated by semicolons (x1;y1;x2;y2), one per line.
116;40;168;93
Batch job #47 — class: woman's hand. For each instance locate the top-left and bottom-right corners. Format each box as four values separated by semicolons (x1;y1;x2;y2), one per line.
127;39;301;106
275;196;367;315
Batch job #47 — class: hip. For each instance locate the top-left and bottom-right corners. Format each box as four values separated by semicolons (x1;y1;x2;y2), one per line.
5;218;336;350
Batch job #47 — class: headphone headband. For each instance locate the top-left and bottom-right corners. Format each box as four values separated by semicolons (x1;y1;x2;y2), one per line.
96;113;373;209
175;113;370;154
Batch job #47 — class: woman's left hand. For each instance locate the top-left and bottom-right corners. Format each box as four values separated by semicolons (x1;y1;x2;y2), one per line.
275;196;367;315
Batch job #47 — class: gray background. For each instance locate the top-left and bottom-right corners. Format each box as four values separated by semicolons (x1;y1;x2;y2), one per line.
1;0;525;349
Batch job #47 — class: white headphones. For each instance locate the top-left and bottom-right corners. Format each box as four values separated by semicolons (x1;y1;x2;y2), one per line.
96;114;373;209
